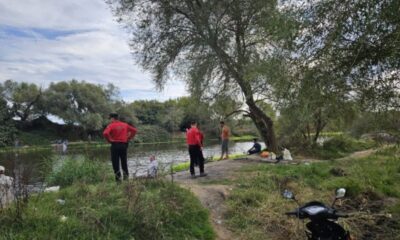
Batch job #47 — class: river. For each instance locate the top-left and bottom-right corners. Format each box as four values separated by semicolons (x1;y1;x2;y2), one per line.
0;141;263;186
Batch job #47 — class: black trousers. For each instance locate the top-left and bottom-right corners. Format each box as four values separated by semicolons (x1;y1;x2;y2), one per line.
248;149;261;155
188;145;204;175
111;142;129;181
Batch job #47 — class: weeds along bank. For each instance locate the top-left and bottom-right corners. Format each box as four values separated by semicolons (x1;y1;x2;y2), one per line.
225;146;400;239
0;158;214;240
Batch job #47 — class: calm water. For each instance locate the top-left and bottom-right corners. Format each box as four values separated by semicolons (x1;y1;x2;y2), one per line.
0;141;262;185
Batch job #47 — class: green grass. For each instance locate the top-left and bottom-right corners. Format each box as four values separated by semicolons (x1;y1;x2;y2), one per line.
46;157;112;187
172;162;191;172
225;146;400;240
306;135;377;159
0;159;215;240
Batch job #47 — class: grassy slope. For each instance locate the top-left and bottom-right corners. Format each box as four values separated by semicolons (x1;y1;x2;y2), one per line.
0;158;215;240
224;146;400;239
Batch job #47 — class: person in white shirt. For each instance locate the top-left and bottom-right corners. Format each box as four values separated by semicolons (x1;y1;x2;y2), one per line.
147;155;158;178
0;165;14;208
283;148;293;161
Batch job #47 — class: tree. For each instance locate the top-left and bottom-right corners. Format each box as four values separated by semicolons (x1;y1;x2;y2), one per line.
112;100;139;126
162;99;184;132
129;100;166;125
272;62;355;145
0;96;16;147
265;0;399;145
1;80;43;123
108;0;297;151
44;80;115;132
295;0;400;111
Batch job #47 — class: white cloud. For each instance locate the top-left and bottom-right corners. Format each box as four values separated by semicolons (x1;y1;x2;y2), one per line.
0;0;116;31
0;0;187;101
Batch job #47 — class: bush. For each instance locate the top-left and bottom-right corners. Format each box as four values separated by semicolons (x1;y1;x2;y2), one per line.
310;135;376;159
134;125;171;143
47;157;111;187
323;135;374;153
0;98;16;147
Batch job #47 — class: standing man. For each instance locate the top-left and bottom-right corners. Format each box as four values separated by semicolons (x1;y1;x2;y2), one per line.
186;121;207;178
103;113;137;182
219;121;230;160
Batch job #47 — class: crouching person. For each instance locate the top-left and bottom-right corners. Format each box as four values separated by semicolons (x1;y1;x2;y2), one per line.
247;138;261;155
0;166;14;208
147;155;158;178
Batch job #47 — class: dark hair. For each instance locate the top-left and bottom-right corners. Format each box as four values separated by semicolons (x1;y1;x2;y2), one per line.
220;121;225;124
109;113;119;119
253;138;258;142
190;121;197;125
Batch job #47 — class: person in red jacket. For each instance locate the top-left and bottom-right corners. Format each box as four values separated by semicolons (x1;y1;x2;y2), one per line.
103;113;137;182
186;121;207;178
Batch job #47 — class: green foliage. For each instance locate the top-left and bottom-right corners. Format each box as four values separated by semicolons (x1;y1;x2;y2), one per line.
295;0;400;111
109;0;289;150
226;146;400;239
44;80;116;131
350;111;400;137
298;135;377;160
18;129;57;146
0;97;16;147
130;100;166;125
133;125;171;143
1;79;43;122
0;80;257;147
314;135;376;159
47;157;111;187
0;178;214;239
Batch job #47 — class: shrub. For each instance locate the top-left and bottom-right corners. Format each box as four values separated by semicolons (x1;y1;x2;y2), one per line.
134;125;171;143
309;135;376;159
47;157;111;187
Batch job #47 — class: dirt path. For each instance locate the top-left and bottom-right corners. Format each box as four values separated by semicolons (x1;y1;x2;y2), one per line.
171;159;259;240
171;149;378;240
342;148;377;159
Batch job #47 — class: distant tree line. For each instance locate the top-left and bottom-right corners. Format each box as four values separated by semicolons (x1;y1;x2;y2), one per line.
0;79;252;146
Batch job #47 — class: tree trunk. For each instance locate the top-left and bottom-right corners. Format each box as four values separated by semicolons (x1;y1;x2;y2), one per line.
246;98;278;152
204;19;278;152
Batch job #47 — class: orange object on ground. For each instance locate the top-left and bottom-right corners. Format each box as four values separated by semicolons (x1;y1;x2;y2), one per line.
260;151;269;158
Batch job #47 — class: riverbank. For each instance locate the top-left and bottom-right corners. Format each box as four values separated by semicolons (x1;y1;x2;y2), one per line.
0;135;257;153
0;158;215;240
173;145;400;240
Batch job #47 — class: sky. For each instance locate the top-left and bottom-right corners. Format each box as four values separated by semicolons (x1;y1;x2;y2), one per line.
0;0;187;102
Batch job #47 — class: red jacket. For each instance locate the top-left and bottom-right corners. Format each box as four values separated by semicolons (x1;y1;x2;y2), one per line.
103;120;137;143
186;127;202;146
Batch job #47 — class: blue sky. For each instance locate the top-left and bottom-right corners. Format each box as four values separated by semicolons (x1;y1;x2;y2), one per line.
0;0;187;102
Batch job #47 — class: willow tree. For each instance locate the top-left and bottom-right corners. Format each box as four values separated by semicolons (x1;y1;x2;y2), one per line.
297;0;400;111
1;80;43;123
108;0;297;151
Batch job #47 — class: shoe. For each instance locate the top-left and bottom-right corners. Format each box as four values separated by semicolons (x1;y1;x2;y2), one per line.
191;174;197;179
199;173;208;177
